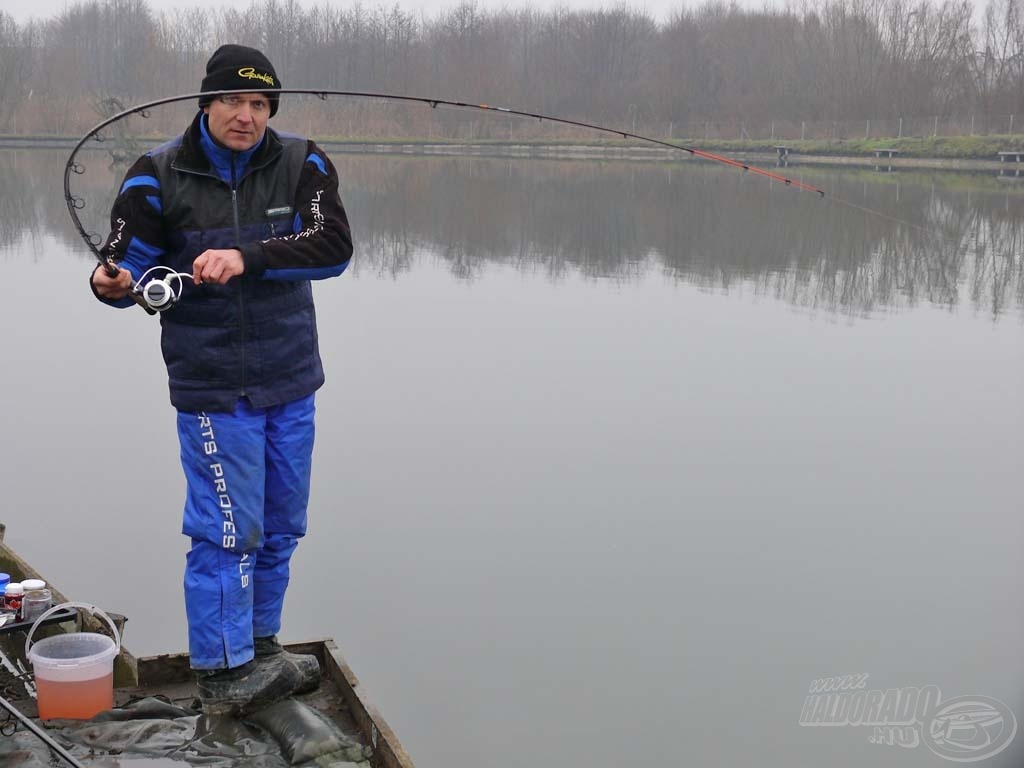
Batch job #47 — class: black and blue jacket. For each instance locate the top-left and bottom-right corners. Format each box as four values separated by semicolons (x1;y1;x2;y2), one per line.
94;112;353;412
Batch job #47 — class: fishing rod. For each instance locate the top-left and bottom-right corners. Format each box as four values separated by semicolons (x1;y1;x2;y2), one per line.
65;87;827;271
0;692;87;768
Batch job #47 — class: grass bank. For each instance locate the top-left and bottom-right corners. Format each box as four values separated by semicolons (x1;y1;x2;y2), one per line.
310;134;1024;159
681;135;1024;159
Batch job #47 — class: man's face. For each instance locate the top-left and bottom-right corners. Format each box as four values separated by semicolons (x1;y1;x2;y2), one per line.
203;94;271;151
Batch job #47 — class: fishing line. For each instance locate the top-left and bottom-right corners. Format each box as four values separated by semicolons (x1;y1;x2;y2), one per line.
825;193;935;236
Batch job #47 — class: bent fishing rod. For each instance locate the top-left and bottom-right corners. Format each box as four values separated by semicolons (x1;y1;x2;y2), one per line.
65;87;827;272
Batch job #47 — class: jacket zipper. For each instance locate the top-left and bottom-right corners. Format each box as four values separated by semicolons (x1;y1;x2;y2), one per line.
171;128;283;404
231;154;247;399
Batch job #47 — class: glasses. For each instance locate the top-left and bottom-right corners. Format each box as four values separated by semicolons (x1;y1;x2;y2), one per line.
217;95;270;113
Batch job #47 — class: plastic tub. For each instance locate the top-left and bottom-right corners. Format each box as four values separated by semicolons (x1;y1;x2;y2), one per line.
26;602;121;720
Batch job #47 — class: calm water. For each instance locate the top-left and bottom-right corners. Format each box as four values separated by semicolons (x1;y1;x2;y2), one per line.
1;149;1022;768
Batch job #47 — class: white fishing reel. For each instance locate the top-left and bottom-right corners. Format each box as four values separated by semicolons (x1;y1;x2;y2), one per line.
132;266;194;312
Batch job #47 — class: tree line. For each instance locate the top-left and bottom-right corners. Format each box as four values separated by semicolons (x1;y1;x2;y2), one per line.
4;0;1024;138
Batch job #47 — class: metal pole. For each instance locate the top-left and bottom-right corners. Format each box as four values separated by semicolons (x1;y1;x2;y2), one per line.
771;121;775;140
971;114;975;135
1011;114;1015;135
801;121;805;140
0;694;87;768
866;119;870;139
898;117;902;138
933;115;938;137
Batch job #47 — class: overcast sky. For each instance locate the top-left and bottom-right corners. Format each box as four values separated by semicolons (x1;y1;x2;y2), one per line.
1;0;775;26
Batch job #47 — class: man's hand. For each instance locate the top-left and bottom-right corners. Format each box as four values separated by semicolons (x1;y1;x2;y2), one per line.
92;264;134;300
193;249;245;285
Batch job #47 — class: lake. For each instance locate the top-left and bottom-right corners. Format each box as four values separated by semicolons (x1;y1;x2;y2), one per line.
1;148;1021;767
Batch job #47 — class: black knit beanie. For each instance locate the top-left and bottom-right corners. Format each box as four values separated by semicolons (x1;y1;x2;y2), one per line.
198;44;282;117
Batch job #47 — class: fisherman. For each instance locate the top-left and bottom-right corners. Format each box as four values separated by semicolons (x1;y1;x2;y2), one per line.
89;44;353;715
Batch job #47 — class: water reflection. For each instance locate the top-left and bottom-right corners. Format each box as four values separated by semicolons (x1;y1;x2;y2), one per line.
1;149;1021;768
3;150;1021;318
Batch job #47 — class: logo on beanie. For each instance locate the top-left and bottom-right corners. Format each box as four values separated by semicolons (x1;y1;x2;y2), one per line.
238;67;275;86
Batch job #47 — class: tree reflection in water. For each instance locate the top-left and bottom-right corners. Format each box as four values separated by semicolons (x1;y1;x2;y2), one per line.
7;149;1021;319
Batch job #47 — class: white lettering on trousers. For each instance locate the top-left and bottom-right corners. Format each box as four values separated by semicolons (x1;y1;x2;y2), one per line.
197;413;248;590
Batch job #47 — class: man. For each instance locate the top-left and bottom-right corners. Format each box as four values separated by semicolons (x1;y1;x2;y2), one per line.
90;44;353;715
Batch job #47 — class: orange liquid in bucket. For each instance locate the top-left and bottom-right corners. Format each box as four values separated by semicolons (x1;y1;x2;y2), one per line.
36;672;113;720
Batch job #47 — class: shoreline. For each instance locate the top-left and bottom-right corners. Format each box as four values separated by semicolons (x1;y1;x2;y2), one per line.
4;135;1023;173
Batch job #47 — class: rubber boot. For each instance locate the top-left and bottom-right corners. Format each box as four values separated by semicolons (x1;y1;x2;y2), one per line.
254;635;321;694
196;656;306;716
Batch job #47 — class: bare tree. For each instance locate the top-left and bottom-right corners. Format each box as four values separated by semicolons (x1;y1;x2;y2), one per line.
0;12;37;133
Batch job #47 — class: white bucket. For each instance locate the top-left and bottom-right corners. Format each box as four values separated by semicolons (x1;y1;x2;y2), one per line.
25;601;121;720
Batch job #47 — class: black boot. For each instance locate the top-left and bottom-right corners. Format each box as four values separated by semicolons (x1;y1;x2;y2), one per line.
196;655;307;716
254;635;321;694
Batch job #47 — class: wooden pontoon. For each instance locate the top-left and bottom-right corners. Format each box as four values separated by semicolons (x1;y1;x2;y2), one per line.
0;523;412;768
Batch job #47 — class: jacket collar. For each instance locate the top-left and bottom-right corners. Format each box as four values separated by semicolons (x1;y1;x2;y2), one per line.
172;111;283;181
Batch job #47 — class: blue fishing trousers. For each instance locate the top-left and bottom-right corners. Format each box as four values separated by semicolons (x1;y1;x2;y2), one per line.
176;394;315;670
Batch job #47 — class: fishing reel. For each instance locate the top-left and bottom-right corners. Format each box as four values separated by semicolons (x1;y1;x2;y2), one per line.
131;266;194;312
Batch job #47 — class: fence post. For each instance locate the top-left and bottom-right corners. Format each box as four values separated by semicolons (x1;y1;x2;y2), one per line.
971;114;975;136
933;115;938;137
669;121;673;139
866;119;870;138
898;117;902;138
1011;114;1015;135
801;121;805;140
771;121;775;140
